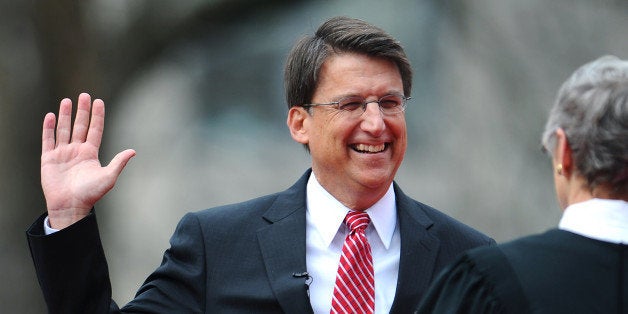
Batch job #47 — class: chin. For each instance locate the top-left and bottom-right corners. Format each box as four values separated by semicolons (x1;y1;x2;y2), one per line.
357;172;394;189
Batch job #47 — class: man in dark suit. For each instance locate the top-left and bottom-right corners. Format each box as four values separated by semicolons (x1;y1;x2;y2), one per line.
27;16;493;313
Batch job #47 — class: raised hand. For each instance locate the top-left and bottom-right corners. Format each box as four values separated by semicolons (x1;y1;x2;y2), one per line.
41;93;136;229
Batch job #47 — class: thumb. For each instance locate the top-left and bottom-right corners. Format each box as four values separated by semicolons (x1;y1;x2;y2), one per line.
107;149;136;176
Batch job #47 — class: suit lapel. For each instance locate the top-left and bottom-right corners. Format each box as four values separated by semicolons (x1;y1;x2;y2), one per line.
390;183;440;313
256;173;439;313
257;171;314;314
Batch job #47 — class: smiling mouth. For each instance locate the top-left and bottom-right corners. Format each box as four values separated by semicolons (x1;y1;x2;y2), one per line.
351;143;387;153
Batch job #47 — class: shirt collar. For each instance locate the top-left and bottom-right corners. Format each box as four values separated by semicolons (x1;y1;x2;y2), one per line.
558;198;628;244
306;172;397;249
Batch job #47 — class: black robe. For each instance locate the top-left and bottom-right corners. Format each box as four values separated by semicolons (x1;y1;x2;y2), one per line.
416;229;628;314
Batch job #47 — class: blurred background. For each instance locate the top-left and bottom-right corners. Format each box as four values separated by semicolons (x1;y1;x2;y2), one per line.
1;0;626;312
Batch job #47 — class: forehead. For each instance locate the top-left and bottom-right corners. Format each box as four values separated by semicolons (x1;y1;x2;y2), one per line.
314;52;403;99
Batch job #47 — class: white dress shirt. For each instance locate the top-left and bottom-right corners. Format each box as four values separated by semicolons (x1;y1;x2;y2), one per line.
305;173;400;314
43;216;58;235
558;198;628;244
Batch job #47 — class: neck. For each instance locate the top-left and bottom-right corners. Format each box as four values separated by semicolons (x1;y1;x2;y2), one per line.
565;178;628;207
314;177;390;211
332;185;389;211
592;182;628;202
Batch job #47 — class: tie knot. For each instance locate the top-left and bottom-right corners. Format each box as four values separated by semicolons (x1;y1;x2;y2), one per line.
345;211;370;233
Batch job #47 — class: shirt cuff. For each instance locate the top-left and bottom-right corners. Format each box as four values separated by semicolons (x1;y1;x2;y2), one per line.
43;216;59;235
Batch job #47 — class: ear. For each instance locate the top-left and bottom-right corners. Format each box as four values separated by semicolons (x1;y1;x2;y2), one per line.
554;128;574;177
286;106;310;145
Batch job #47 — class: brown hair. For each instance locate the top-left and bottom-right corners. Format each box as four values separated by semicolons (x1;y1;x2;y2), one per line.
284;16;413;108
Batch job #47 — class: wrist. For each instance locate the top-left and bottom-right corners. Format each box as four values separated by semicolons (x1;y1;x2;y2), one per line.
47;208;91;230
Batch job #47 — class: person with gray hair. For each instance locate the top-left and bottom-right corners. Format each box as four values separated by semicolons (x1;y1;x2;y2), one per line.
416;55;628;313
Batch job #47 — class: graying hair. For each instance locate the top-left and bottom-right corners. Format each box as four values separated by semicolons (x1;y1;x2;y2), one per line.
541;55;628;193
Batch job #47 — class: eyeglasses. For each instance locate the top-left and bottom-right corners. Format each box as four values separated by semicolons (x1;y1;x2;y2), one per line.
302;94;411;117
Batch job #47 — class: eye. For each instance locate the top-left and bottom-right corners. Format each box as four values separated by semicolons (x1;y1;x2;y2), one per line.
337;97;364;111
378;95;402;109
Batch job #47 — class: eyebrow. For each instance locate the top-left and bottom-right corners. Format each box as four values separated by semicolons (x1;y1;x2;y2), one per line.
327;91;405;101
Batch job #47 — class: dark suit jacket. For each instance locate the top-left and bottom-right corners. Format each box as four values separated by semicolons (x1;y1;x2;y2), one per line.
27;169;494;313
416;229;628;314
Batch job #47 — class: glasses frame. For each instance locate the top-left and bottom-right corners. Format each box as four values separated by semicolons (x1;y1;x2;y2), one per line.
301;94;411;116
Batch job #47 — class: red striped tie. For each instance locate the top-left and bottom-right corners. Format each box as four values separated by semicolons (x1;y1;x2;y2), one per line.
330;211;374;314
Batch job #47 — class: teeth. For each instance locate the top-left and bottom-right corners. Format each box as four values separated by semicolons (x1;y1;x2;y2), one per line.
354;143;386;153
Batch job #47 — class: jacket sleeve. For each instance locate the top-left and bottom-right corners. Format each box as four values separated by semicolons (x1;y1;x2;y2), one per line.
26;211;120;314
26;211;207;314
122;212;207;313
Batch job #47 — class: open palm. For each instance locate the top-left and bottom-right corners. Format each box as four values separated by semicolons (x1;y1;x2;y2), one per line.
41;93;135;229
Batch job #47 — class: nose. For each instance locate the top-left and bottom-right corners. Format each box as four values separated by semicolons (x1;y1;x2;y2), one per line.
360;102;385;135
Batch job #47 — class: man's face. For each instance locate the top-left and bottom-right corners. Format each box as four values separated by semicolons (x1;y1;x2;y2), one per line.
289;52;407;209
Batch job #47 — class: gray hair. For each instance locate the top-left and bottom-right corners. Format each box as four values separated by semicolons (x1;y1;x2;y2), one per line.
541;55;628;193
284;16;412;108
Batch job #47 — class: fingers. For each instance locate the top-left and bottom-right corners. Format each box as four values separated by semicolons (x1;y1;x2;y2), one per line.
55;98;73;146
42;112;57;154
86;98;105;149
52;93;106;148
71;93;93;143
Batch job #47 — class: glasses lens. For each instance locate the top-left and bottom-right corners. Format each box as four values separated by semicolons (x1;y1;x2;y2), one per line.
337;96;365;112
331;95;407;117
379;95;405;114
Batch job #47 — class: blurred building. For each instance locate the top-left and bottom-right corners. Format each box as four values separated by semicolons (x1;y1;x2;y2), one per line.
1;0;626;311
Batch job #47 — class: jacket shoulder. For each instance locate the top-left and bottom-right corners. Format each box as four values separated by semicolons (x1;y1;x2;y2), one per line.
396;187;495;248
